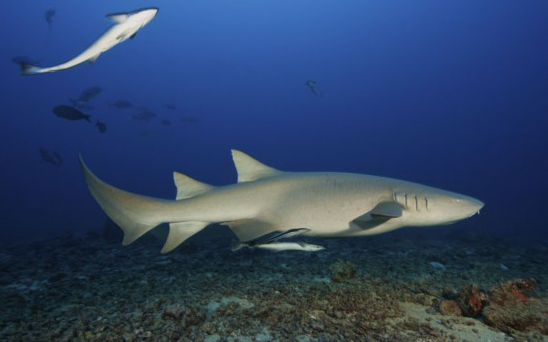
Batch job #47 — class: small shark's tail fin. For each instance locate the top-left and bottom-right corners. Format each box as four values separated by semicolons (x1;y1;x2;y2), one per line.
19;62;43;76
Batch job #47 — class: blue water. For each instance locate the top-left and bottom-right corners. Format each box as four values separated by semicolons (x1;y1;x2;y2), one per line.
1;0;547;243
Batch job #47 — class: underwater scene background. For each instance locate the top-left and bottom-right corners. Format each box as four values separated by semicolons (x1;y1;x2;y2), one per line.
1;0;547;341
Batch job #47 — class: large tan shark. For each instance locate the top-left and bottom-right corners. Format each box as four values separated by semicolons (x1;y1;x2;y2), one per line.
80;150;484;253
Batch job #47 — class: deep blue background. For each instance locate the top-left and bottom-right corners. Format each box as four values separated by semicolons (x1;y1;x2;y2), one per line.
1;0;547;243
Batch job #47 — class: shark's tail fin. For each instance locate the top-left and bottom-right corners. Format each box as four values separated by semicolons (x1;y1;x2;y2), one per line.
79;156;166;246
80;156;212;253
19;62;43;76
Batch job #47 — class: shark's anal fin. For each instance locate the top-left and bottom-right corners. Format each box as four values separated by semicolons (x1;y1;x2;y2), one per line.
173;172;213;200
352;201;403;230
231;150;281;183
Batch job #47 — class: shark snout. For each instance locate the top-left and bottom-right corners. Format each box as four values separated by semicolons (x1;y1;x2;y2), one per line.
464;197;484;217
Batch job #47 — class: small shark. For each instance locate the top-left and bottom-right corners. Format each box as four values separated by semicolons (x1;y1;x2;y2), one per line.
80;150;484;254
20;7;158;75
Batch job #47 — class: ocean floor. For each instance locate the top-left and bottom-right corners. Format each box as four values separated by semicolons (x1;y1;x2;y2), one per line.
0;226;547;342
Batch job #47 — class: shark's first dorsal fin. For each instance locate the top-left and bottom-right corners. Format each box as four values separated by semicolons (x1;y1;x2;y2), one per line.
173;172;213;200
231;150;281;183
106;13;130;24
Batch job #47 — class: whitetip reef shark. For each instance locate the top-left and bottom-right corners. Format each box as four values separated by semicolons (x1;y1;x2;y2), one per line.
20;7;158;75
80;150;484;253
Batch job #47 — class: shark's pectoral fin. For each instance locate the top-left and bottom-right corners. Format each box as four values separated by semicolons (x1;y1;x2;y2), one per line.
352;201;403;230
106;13;130;23
88;53;101;64
221;219;279;242
370;201;403;218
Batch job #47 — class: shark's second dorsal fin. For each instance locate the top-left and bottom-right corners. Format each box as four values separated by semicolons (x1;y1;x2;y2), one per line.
173;172;213;200
105;13;130;24
231;150;281;183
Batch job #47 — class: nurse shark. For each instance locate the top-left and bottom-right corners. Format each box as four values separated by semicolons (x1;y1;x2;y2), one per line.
80;150;484;253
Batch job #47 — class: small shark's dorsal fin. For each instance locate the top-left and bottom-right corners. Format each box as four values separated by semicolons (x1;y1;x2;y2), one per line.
106;13;130;24
231;150;281;183
173;172;213;200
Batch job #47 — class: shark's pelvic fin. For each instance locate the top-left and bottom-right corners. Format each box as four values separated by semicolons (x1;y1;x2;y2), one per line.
88;53;101;64
162;221;208;253
231;150;280;183
173;172;213;200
